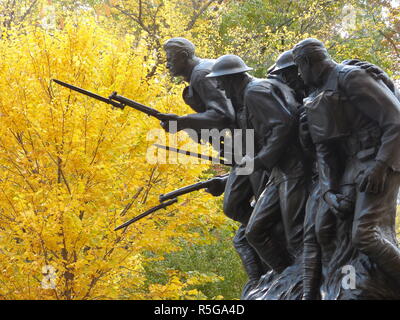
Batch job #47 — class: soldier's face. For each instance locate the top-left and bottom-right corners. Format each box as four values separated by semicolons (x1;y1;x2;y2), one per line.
216;76;233;98
295;57;314;87
165;49;188;77
281;66;305;91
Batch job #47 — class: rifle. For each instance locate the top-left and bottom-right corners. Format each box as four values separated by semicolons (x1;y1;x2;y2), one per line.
114;174;229;230
114;198;178;231
159;174;229;202
153;144;233;166
52;79;177;121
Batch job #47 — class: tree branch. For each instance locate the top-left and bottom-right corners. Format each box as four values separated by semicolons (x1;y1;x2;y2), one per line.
19;0;39;23
185;0;216;31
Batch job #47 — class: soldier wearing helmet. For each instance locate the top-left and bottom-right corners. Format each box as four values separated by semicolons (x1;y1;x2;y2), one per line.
266;46;400;299
207;54;307;274
269;50;307;101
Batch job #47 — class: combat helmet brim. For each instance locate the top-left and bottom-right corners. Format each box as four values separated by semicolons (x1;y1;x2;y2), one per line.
206;54;253;78
206;66;253;78
269;49;297;75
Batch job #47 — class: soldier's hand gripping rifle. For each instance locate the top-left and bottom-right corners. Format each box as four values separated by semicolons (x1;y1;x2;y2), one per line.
114;174;229;231
52;79;178;121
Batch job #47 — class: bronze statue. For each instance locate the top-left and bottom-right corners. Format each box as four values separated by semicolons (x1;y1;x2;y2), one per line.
207;55;307;277
241;45;400;300
297;56;400;300
267;50;322;300
162;38;269;295
55;37;400;299
161;37;235;133
293;38;400;299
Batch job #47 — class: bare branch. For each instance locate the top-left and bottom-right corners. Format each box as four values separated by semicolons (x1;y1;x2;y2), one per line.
19;0;39;23
112;4;152;35
119;187;144;216
185;0;216;31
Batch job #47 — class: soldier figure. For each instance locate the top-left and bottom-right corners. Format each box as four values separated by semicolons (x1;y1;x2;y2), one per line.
161;37;235;134
162;38;269;294
267;50;323;299
293;38;400;287
207;55;307;274
270;49;400;299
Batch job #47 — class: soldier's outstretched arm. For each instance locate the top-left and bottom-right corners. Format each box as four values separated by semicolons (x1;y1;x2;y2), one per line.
177;109;233;131
191;70;235;122
161;70;235;133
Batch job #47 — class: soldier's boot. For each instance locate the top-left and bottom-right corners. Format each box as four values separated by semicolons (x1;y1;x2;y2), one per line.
302;242;322;300
233;225;266;296
353;225;400;285
245;225;292;273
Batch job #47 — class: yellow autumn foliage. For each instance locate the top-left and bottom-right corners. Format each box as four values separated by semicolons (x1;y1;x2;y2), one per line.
0;16;229;300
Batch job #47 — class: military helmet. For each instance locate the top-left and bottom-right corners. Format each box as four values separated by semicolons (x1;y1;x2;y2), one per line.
267;63;277;74
269;50;296;75
206;54;253;78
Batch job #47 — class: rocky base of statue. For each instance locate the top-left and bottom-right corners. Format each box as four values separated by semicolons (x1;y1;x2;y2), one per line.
242;255;303;300
319;215;400;300
242;216;400;300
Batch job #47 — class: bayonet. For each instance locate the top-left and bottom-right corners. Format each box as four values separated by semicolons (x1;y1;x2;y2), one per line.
153;144;232;166
52;79;177;121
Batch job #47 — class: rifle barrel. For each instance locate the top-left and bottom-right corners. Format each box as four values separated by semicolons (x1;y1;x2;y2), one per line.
52;79;124;109
154;144;232;166
159;183;207;202
114;198;178;231
109;92;161;118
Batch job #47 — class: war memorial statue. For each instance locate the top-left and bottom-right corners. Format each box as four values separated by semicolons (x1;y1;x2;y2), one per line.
205;39;400;299
54;36;400;300
146;38;400;299
160;38;272;296
206;54;307;297
292;38;400;299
